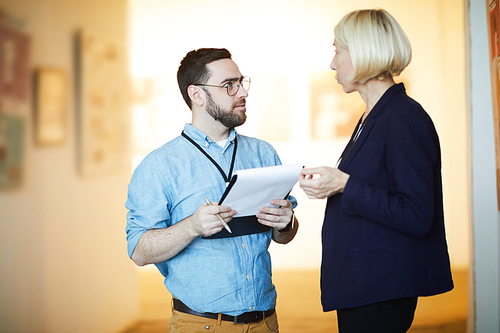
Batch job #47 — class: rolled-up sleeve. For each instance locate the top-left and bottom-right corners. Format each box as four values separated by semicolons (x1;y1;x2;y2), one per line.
125;153;171;258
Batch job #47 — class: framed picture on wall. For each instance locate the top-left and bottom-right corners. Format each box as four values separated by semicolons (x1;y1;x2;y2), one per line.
34;68;68;146
0;24;30;102
309;70;363;140
75;30;129;176
257;74;290;141
487;0;500;210
0;113;24;189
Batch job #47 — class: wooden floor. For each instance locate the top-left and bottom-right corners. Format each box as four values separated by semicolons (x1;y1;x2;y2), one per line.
121;269;468;333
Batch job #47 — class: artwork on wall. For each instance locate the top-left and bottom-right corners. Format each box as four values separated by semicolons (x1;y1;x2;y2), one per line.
258;74;290;141
75;30;128;176
309;70;363;140
0;17;31;189
487;0;500;210
0;24;30;102
34;68;68;146
0;113;24;189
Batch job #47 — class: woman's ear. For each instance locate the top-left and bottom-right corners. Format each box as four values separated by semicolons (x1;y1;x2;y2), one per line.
188;85;204;107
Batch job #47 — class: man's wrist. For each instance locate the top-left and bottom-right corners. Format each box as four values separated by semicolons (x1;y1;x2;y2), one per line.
277;211;294;233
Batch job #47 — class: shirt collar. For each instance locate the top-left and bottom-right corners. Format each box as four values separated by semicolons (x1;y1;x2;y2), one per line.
183;123;238;148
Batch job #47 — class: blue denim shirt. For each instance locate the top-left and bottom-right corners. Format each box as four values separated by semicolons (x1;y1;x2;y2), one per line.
126;124;296;316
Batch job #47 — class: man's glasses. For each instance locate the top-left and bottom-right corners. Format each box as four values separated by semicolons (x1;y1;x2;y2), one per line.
194;77;251;96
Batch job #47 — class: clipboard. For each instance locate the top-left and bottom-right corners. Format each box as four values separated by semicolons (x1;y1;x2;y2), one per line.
218;164;302;217
202;164;302;239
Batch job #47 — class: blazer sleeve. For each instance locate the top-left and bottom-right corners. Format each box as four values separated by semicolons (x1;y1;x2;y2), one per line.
340;103;440;237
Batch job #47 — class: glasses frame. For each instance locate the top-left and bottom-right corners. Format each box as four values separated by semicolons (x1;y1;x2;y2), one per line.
193;76;251;96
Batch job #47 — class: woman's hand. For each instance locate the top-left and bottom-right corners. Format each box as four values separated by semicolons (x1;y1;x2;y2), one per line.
299;166;350;199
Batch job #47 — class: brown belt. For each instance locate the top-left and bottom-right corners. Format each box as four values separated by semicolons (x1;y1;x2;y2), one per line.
173;298;275;324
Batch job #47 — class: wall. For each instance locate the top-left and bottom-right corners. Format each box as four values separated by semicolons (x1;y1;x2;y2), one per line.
0;0;139;332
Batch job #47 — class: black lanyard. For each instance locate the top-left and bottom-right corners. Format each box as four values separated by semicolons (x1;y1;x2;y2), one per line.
181;131;238;183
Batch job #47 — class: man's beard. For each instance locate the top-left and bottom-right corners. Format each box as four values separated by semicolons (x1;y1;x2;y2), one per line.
205;90;247;129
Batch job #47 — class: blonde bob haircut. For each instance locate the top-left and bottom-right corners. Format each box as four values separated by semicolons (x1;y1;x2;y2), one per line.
334;8;412;83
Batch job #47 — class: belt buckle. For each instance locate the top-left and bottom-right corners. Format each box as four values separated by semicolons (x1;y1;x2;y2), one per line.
233;311;263;324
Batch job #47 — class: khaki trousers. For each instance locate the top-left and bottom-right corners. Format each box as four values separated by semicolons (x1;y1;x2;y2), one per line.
169;309;279;333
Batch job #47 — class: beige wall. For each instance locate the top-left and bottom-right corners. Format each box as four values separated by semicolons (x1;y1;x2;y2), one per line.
0;0;139;332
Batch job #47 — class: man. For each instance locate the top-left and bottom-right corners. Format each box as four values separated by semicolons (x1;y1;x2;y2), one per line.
126;48;299;332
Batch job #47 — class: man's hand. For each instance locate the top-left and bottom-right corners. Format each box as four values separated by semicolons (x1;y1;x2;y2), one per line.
132;202;236;266
256;199;293;230
256;199;298;244
190;201;236;237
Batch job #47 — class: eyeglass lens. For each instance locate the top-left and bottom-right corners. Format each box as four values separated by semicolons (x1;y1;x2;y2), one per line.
228;77;250;96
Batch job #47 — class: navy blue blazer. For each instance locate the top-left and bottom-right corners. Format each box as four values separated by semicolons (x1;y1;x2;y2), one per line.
321;83;454;311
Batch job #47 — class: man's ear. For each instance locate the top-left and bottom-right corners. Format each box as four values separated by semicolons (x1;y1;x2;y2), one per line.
188;85;204;107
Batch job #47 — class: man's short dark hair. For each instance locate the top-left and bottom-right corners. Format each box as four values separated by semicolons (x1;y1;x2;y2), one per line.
177;48;232;109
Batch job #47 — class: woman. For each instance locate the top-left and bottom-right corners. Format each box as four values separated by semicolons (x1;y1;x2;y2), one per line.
299;9;453;333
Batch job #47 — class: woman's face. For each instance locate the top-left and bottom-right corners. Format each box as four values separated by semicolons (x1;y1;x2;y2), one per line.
330;40;357;93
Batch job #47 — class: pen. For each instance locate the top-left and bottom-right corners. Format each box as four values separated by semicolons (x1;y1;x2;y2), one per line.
204;197;232;233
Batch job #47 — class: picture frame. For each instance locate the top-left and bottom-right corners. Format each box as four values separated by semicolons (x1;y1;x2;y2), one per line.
309;70;363;140
0;24;30;102
0;113;24;189
75;30;129;176
34;67;68;146
487;0;500;209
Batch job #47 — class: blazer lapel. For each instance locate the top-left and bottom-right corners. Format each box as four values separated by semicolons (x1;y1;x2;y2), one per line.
339;115;374;170
338;83;404;170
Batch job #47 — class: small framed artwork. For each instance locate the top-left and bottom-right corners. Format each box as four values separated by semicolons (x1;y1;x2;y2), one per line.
0;113;24;189
310;70;363;140
75;30;129;176
34;68;68;146
488;0;500;210
0;24;31;102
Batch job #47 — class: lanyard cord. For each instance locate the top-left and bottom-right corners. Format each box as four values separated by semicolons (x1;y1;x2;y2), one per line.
181;131;238;183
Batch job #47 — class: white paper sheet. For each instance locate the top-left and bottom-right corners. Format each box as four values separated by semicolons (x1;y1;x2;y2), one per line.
219;164;302;217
